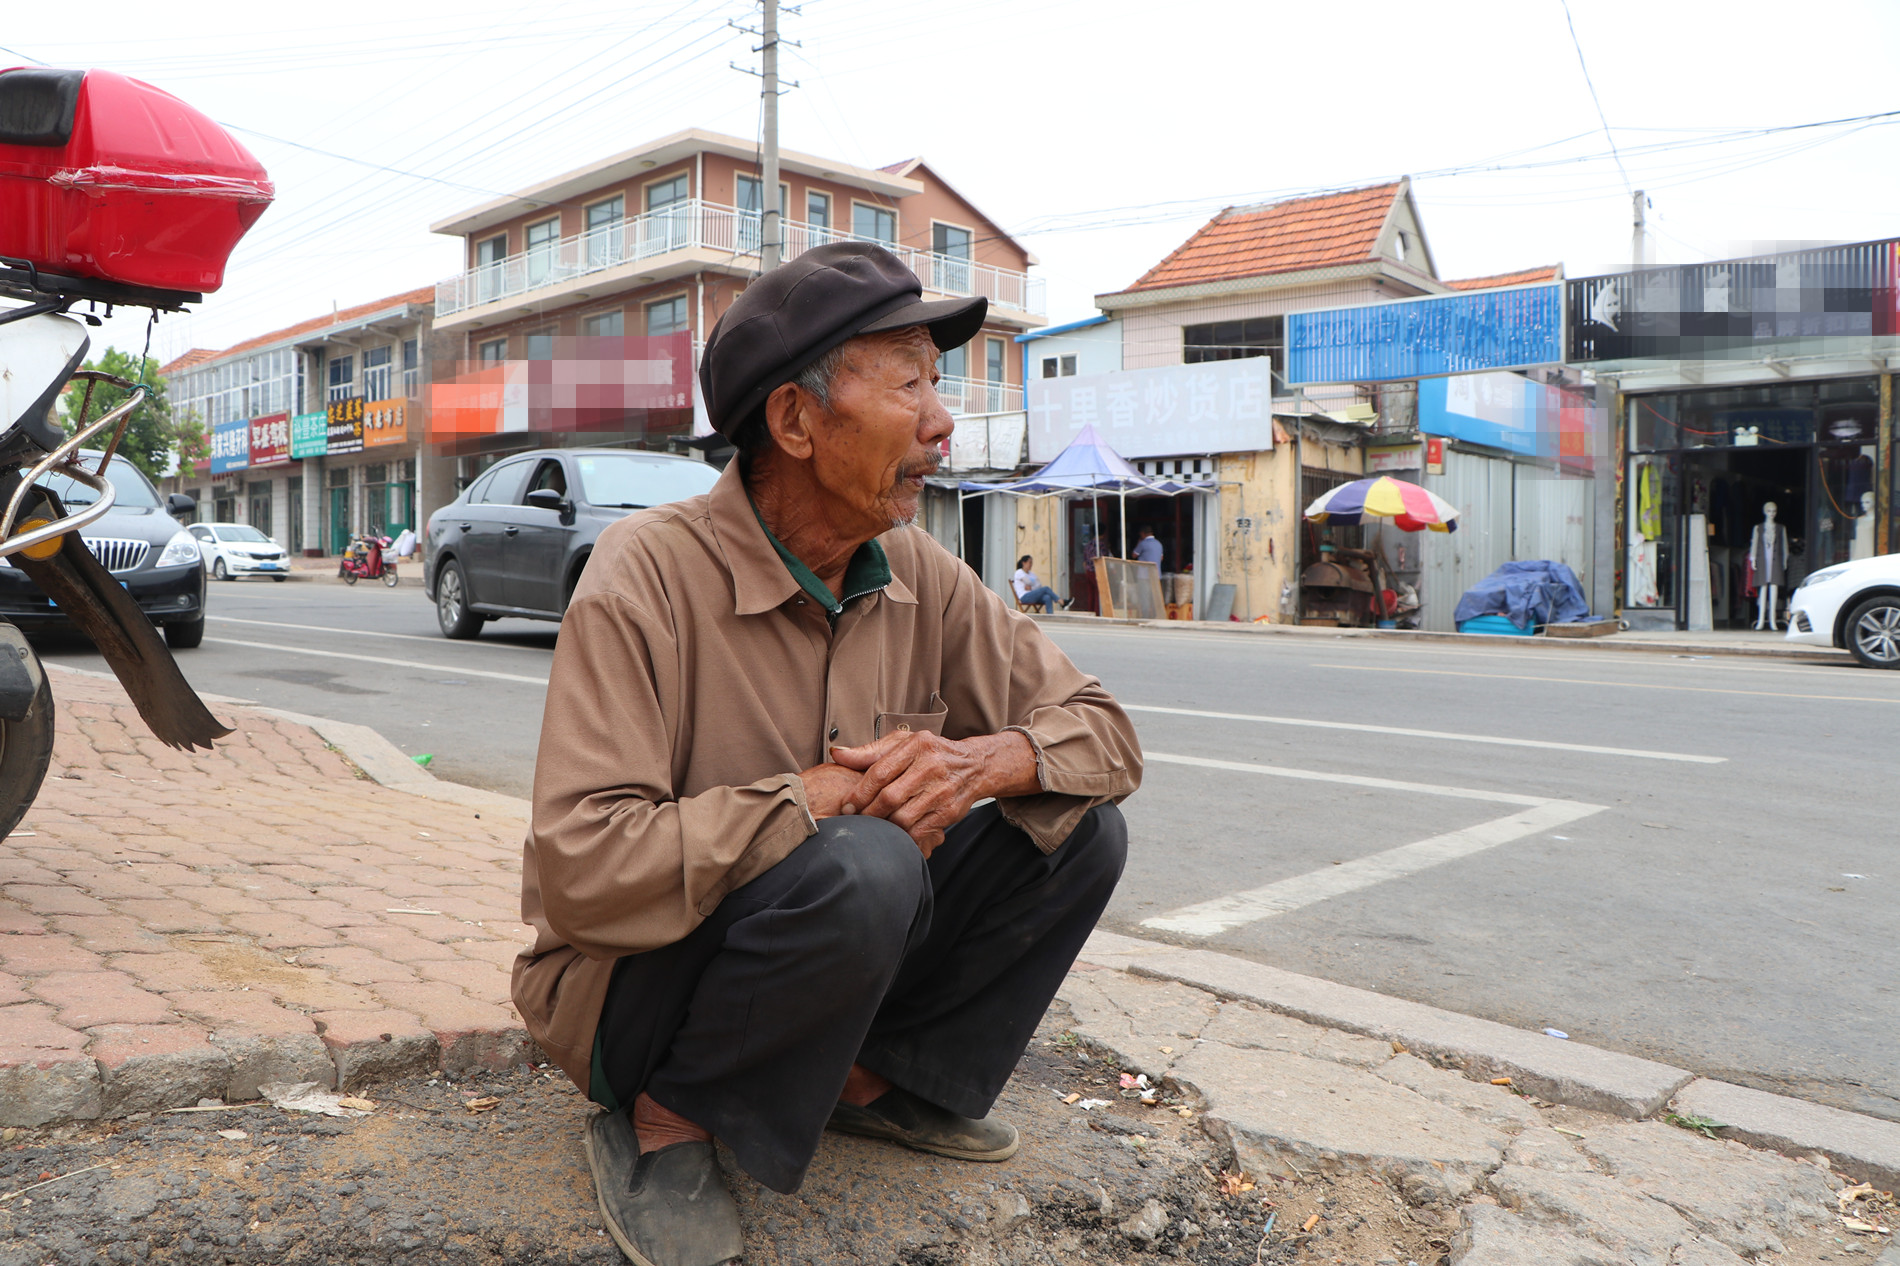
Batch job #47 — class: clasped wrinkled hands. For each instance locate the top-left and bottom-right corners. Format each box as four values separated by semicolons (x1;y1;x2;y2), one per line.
800;729;1033;857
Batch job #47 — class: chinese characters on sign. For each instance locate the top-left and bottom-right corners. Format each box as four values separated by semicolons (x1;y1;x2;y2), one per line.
248;412;290;467
289;411;328;459
1026;357;1274;463
210;415;250;476
326;397;365;455
363;398;408;448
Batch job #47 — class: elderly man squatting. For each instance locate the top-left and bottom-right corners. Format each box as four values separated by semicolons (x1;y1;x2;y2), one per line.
511;242;1142;1266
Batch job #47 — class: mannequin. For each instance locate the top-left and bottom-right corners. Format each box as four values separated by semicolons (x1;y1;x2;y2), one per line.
1853;491;1876;561
1751;502;1789;630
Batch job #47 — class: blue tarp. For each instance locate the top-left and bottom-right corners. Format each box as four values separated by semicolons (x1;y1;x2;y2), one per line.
1454;560;1590;630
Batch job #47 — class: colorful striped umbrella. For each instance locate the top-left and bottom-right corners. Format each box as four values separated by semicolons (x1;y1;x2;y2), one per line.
1303;476;1460;533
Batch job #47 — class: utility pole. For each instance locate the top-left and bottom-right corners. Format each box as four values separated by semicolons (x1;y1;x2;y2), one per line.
759;0;782;273
1631;188;1647;274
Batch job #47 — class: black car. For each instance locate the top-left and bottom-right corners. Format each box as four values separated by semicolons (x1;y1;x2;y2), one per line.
0;450;207;648
423;447;720;638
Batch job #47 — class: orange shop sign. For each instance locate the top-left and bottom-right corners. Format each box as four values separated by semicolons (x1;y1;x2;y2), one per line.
364;397;409;447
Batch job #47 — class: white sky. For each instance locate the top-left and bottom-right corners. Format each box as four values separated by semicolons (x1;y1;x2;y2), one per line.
10;0;1900;364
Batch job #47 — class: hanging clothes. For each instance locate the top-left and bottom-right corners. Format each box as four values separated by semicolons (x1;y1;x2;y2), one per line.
1637;461;1661;541
1749;518;1788;587
1628;542;1661;607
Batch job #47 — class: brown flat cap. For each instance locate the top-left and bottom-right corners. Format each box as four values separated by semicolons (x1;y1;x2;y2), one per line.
698;241;988;437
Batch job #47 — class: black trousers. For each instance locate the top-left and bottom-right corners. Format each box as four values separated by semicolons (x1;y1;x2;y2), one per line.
595;801;1127;1194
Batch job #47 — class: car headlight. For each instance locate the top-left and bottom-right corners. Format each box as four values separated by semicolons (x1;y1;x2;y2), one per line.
1796;565;1849;591
155;531;201;568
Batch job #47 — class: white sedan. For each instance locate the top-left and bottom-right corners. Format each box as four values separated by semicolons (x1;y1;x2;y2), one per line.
189;522;290;582
1785;552;1900;668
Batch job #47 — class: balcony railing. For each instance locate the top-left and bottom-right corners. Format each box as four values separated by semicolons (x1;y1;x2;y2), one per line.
936;375;1022;417
436;199;1045;319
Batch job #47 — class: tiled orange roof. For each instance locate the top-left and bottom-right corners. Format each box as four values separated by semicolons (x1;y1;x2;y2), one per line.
177;286;435;370
1445;265;1561;290
158;348;218;376
1119;183;1404;294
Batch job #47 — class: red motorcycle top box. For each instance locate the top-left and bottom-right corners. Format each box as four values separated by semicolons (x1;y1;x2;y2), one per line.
0;67;273;297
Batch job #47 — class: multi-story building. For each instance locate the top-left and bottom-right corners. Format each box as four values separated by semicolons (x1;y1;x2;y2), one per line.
423;128;1044;472
161;287;451;555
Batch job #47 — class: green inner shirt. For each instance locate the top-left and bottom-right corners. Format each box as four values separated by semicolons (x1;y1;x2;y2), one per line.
587;492;899;1110
747;490;891;622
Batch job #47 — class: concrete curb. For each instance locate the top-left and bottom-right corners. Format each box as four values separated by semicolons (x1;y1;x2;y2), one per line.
252;705;530;822
1078;930;1900;1186
1029;611;1853;664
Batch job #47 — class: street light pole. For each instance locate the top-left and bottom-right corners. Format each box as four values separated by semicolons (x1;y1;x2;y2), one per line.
760;0;781;273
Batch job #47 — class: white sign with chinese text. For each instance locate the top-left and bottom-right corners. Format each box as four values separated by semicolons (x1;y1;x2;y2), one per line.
1026;358;1274;463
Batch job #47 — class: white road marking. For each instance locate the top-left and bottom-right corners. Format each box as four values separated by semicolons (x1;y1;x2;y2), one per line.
205;638;550;686
1143;750;1549;806
1320;662;1900;704
1125;703;1723;763
207;615;553;653
1142;799;1606;937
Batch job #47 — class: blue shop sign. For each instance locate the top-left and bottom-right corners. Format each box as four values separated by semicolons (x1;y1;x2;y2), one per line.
210;415;251;476
1286;284;1563;385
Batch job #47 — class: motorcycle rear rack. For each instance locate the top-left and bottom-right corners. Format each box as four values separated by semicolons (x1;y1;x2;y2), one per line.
0;383;145;559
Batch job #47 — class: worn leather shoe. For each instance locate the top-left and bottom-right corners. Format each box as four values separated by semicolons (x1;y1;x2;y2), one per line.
583;1109;744;1266
826;1086;1019;1162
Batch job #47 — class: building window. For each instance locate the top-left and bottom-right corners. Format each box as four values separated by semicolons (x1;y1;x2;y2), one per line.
478;338;506;364
583;310;624;338
362;346;392;401
1183;315;1283;379
646;296;688;337
526;217;560;284
939;344;967;381
326;353;354;403
525;329;555;361
807;190;830;234
852;203;895;244
475;234;506;303
736;176;787;254
644;175;690;254
932;223;973;294
402;338;420;396
586;195;625;267
1041;354;1077;379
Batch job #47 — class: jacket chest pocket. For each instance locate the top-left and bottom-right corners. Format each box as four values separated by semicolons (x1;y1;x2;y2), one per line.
876;692;947;739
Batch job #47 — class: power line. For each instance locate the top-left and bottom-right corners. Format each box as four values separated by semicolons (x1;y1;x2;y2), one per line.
1559;0;1629;194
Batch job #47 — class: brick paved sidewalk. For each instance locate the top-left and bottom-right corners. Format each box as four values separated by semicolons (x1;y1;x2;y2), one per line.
0;669;536;1127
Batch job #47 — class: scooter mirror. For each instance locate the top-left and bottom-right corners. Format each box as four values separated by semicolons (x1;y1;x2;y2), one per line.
0;310;87;454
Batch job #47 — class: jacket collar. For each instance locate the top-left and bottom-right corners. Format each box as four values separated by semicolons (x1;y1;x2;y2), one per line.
709;460;917;615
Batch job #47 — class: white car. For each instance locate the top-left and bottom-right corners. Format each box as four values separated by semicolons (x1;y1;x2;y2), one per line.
1785;552;1900;668
189;522;290;582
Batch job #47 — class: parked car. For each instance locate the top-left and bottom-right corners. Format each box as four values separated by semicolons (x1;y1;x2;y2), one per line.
423;447;720;638
189;521;290;581
0;450;207;648
1786;552;1900;668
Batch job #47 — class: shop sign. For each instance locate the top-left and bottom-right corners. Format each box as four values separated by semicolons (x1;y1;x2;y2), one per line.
1418;372;1600;468
1425;437;1445;475
1365;443;1421;474
426;332;694;440
209;415;250;476
1567;236;1900;364
326;397;365;455
1026;356;1273;463
289;410;328;459
363;397;409;447
1286;284;1563;385
248;412;290;467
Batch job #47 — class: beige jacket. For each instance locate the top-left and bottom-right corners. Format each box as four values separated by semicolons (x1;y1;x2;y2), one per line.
511;461;1143;1090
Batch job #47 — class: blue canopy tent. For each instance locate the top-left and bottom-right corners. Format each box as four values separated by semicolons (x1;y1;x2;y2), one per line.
955;424;1214;562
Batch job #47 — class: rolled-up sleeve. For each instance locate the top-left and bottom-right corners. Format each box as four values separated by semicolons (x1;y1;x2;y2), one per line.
530;592;816;959
937;566;1143;851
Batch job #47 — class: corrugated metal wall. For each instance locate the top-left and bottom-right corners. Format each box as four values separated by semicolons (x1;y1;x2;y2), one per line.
1419;451;1596;632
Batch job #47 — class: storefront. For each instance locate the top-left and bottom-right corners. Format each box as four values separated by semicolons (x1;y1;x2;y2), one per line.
1622;377;1880;629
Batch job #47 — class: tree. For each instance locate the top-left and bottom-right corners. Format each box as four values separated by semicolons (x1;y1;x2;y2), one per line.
56;347;180;481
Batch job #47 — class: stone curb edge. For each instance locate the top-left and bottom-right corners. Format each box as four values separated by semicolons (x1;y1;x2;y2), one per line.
1028;612;1850;664
1078;930;1900;1190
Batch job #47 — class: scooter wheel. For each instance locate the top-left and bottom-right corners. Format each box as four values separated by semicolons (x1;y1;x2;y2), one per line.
382;569;399;588
0;667;55;839
342;571;358;585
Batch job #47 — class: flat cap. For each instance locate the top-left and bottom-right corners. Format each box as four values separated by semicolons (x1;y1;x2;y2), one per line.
698;241;988;437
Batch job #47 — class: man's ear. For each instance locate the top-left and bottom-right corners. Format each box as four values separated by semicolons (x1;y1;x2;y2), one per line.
765;382;818;461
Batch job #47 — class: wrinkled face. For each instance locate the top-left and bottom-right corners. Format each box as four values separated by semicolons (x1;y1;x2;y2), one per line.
809;328;953;532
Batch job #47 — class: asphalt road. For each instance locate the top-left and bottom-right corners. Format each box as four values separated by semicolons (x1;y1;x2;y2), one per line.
33;578;1900;1124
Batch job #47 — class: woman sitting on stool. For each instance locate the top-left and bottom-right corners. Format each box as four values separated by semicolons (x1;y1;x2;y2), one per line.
1011;554;1066;613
